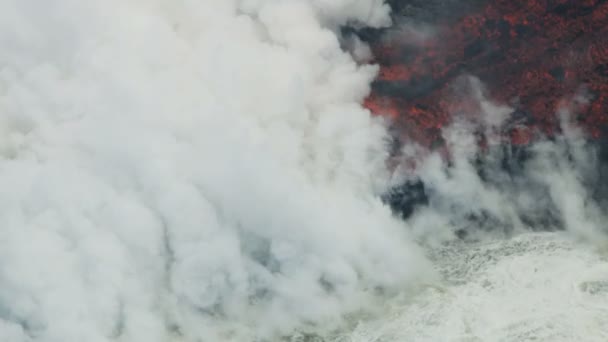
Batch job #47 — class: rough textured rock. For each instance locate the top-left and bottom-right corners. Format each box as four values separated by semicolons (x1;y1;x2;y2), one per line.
359;0;608;148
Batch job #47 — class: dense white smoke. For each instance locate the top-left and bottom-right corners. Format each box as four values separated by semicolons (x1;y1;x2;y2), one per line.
3;1;608;341
0;1;435;341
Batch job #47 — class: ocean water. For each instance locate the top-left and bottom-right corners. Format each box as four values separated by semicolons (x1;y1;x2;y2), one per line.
338;232;608;342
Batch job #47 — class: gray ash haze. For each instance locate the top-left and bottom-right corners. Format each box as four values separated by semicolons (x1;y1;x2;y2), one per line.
0;1;607;342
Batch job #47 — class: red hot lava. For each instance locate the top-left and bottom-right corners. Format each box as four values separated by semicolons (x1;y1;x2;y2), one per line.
365;0;608;149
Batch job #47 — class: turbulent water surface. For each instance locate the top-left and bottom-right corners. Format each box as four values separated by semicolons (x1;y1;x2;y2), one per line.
337;232;608;341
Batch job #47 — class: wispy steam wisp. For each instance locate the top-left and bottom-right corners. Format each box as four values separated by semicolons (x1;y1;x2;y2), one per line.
388;76;608;245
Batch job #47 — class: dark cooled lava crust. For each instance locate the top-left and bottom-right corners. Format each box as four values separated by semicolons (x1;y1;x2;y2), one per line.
349;0;608;226
354;0;608;147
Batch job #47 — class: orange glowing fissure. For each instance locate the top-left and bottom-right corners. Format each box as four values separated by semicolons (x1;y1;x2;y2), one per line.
365;0;608;149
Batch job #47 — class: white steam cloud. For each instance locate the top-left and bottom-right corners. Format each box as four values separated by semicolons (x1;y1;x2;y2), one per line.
0;1;433;341
3;1;608;341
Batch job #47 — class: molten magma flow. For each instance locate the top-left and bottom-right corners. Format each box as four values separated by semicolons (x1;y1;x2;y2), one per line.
365;0;608;149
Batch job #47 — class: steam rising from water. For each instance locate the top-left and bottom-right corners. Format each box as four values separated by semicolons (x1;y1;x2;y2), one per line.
400;77;608;245
1;1;607;341
0;1;435;341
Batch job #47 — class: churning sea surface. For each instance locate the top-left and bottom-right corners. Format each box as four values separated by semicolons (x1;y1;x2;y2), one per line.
329;232;608;342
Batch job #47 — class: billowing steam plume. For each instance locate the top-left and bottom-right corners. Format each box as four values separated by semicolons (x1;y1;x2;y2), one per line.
0;1;432;341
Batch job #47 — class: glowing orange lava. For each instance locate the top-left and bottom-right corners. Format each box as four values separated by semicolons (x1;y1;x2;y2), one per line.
366;0;608;148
